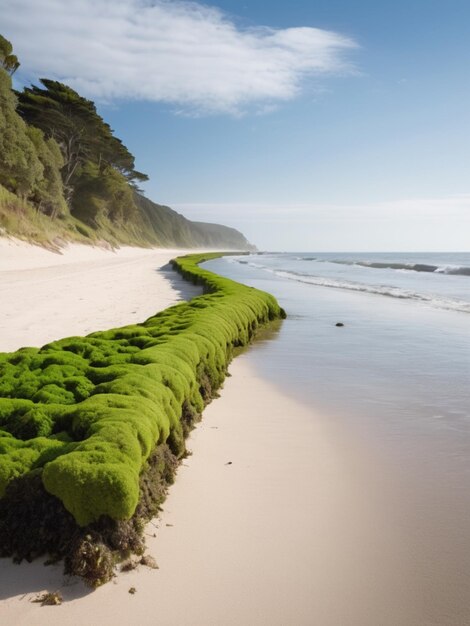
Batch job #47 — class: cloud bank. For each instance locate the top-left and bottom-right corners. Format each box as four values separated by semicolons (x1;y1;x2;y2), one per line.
175;195;470;222
174;195;470;250
2;0;356;113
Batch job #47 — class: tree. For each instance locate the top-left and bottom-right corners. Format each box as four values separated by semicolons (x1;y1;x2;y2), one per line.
0;35;20;75
26;126;67;218
16;80;148;196
0;55;67;215
72;161;138;225
0;69;42;198
1;33;148;228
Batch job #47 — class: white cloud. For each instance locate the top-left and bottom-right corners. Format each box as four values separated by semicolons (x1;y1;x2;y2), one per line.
2;0;356;114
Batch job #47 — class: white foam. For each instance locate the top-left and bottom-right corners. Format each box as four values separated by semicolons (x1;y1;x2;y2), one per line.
274;270;470;313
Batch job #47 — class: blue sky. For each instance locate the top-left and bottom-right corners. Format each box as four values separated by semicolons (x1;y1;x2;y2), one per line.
4;0;470;250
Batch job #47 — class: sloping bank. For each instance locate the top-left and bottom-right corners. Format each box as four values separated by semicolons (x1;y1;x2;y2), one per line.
0;253;285;586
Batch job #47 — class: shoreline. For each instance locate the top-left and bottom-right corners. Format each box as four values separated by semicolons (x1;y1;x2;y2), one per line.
0;240;316;624
3;242;460;624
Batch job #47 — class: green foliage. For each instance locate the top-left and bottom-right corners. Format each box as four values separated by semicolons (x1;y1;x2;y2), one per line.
0;70;43;197
16;79;148;194
0;182;95;248
0;35;20;75
0;35;12;61
0;31;144;230
134;193;254;249
71;161;137;225
26;126;67;217
0;34;253;250
14;76;148;227
0;61;67;216
0;255;285;527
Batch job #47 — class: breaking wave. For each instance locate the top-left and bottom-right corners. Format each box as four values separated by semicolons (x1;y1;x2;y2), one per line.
271;270;470;313
329;260;470;276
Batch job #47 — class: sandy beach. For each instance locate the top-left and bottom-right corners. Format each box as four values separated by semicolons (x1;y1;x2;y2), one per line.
0;238;203;352
1;240;396;626
2;241;468;625
1;355;407;626
1;2;468;623
0;240;330;625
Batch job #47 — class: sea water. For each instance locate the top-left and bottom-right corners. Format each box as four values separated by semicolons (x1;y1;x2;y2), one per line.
204;252;470;624
205;252;470;433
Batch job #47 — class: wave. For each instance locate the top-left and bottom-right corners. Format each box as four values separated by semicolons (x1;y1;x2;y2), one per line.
230;256;470;312
329;260;470;276
270;270;470;314
436;265;470;276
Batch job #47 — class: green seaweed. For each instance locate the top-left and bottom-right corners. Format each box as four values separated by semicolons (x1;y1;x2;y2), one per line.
0;253;285;532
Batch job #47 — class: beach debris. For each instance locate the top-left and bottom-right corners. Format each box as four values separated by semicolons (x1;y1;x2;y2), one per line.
165;523;173;527
122;554;158;571
335;322;345;327
128;587;137;595
121;559;139;572
65;534;115;588
32;591;63;606
140;555;159;569
225;461;233;465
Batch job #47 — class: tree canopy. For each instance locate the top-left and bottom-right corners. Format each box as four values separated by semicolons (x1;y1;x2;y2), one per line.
0;68;66;217
16;80;148;191
0;32;150;230
0;35;20;75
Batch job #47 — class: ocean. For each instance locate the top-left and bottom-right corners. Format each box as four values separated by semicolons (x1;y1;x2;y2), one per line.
203;251;470;624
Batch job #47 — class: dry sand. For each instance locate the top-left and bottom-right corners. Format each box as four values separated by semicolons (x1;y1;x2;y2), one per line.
0;239;421;625
0;238;201;352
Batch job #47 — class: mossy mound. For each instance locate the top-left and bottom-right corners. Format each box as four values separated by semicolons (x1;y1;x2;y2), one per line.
0;253;285;584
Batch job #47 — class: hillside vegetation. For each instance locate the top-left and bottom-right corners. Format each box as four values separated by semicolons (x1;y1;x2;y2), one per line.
0;34;253;250
0;253;285;586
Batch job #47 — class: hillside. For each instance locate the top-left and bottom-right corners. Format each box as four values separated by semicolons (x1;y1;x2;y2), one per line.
0;183;254;250
0;34;253;251
135;194;253;249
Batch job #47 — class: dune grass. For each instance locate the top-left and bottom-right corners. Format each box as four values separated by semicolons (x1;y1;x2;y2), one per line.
0;252;285;585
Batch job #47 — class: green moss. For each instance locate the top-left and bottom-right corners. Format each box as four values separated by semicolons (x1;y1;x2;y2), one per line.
0;253;285;528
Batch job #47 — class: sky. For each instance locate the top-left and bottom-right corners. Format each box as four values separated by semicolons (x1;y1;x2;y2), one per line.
2;0;470;250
